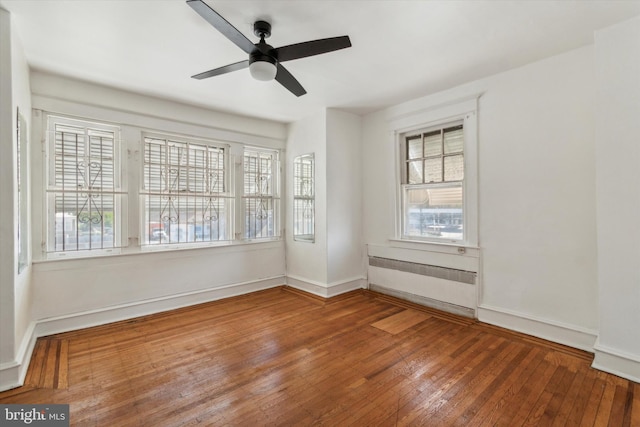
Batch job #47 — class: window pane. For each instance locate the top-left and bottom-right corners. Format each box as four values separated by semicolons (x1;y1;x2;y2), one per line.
293;199;314;239
294;154;315;241
245;197;277;239
143;194;229;244
407;160;423;184
424;131;442;157
244;150;274;196
444;126;464;154
53;192;118;251
407;137;422;160
49;117;121;253
444;154;464;181
244;148;279;239
142;136;229;245
424;158;442;183
404;185;463;240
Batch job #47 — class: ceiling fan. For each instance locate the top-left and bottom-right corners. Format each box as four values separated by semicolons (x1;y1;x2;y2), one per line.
187;0;352;96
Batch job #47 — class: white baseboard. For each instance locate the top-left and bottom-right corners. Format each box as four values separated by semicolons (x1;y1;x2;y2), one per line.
477;304;597;353
286;275;366;298
0;276;284;392
0;321;38;393
592;340;640;383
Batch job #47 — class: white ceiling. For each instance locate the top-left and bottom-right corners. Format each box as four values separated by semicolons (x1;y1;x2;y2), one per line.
2;0;640;123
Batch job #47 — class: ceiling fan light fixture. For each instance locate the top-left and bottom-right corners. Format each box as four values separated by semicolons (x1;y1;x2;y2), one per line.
249;60;277;81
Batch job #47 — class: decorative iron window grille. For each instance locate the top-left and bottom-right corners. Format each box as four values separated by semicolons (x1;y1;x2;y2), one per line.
142;136;231;245
293;153;315;242
47;116;123;253
243;148;280;239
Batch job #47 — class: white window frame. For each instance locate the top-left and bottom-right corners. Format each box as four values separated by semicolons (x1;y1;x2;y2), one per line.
45;114;125;258
400;121;465;243
391;95;479;248
37;110;284;261
293;153;315;243
140;132;233;249
242;146;281;240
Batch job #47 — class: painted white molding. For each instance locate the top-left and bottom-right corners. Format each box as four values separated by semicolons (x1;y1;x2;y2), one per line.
592;340;640;383
0;321;37;393
0;276;285;392
34;276;285;338
286;274;366;298
477;304;597;353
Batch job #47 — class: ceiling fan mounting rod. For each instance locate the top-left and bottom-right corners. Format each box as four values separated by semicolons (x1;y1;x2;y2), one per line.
253;20;271;39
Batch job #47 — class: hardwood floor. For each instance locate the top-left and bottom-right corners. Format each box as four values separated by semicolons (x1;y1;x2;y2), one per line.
1;287;638;426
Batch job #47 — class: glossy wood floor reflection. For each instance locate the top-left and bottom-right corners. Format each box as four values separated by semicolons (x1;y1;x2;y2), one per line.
1;287;638;426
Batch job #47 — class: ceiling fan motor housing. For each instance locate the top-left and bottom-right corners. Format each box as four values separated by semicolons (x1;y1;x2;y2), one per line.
250;20;277;67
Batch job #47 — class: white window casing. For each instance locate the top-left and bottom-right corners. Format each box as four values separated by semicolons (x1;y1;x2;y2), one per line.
39;111;284;259
242;147;281;240
293;153;315;242
141;134;232;248
390;94;479;248
45;115;125;258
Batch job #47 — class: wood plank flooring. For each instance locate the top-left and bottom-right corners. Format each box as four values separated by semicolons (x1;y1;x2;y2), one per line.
1;286;637;426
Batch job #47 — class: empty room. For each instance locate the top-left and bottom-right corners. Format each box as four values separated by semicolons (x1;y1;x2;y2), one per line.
1;0;639;425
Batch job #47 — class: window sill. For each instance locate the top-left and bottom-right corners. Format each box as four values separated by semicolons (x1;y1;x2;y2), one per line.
35;238;283;265
388;238;480;258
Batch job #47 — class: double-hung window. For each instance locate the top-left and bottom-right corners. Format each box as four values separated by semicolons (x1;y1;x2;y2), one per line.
293;153;315;242
142;135;230;245
401;122;464;241
243;147;280;239
46;116;123;254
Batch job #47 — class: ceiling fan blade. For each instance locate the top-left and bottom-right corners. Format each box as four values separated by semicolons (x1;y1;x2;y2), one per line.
275;64;306;97
191;60;249;80
186;0;255;54
275;36;352;62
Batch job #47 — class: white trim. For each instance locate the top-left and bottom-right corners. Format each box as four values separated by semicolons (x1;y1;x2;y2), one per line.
477;304;597;353
0;321;37;393
0;276;284;392
368;243;479;273
390;94;480;249
592;340;640;383
31;93;285;149
285;274;366;298
34;275;284;337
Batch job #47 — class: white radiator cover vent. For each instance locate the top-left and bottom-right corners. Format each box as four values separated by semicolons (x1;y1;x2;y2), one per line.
368;256;476;285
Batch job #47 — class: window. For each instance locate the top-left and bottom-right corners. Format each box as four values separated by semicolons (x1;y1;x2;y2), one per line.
293;153;315;242
42;112;283;258
243;147;280;239
46;116;123;253
142;135;230;245
401;123;464;241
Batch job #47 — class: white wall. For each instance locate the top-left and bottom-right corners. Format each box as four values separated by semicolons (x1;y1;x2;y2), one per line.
11;12;32;373
326;109;364;286
285;110;328;285
0;8;33;391
285;109;366;297
0;8;16;370
478;46;598;340
593;15;640;382
26;72;287;325
362;45;599;350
